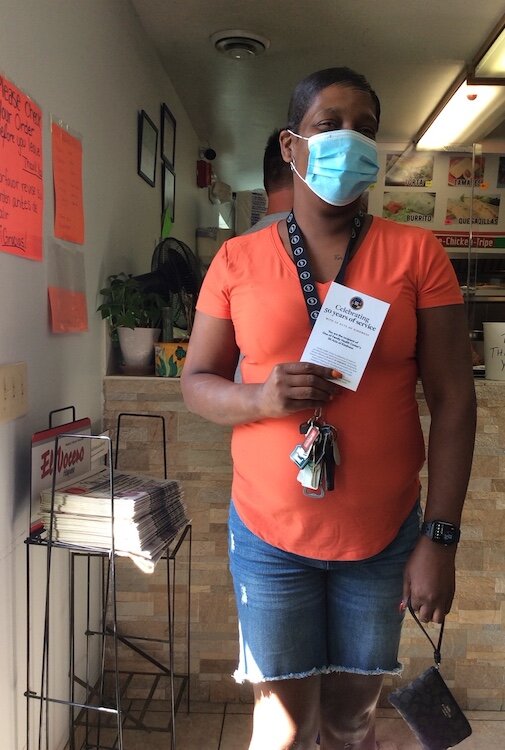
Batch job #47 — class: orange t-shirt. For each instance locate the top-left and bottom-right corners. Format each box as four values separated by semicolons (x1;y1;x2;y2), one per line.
196;217;463;560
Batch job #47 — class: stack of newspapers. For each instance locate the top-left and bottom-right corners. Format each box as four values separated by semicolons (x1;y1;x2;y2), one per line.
40;468;188;573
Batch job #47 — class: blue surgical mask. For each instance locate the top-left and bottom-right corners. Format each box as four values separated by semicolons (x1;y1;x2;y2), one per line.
288;129;379;206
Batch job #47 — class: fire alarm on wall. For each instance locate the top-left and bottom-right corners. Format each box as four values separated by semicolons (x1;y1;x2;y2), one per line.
196;159;212;188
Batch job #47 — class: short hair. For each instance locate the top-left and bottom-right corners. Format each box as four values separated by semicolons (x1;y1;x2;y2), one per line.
287;67;381;132
263;129;293;194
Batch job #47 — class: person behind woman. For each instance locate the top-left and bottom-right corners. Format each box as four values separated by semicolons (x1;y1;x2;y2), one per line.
181;67;476;750
242;128;294;235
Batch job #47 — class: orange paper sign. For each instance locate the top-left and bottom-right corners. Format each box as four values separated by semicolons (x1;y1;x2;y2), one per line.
0;74;43;260
52;123;84;244
48;286;88;333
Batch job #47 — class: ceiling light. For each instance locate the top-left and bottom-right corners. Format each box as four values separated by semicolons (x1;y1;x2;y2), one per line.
414;15;505;150
210;30;270;60
416;81;505;150
471;21;505;80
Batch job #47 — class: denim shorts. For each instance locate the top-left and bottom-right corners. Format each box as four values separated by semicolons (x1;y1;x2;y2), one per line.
228;500;421;683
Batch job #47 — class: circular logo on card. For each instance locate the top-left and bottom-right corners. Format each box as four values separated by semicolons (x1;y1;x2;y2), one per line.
350;296;364;310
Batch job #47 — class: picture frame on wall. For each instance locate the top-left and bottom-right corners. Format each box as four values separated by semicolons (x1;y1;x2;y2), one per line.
162;162;176;222
137;110;158;186
161;103;176;169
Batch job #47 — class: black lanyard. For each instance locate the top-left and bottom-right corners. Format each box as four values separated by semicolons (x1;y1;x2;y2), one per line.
286;210;365;326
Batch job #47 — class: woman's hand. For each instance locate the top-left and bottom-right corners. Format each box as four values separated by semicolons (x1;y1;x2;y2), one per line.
257;362;341;418
402;536;456;623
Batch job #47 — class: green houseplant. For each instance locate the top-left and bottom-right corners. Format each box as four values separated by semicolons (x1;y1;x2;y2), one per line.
98;273;168;371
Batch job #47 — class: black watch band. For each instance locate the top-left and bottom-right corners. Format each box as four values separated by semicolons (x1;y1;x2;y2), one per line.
421;520;461;546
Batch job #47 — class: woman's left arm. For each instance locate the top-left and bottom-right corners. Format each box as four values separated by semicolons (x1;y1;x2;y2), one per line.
403;304;477;623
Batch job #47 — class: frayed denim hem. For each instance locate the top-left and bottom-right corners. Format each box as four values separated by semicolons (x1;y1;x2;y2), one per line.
233;662;404;684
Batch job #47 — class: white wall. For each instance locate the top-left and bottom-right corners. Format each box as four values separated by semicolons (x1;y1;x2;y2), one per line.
0;2;201;747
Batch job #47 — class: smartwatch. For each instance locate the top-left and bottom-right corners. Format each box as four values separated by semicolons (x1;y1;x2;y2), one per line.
421;519;460;546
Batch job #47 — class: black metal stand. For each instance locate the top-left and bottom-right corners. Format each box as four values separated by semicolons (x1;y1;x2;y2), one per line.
26;418;191;750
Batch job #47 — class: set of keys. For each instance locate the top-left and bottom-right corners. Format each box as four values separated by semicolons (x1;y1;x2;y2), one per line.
289;410;340;498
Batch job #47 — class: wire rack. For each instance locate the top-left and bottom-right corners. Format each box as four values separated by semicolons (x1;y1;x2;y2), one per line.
25;412;191;750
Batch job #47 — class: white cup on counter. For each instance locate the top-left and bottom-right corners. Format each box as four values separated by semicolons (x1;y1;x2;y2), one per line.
483;322;505;381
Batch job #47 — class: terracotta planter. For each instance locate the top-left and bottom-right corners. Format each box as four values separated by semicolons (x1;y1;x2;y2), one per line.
154;341;189;377
118;327;161;373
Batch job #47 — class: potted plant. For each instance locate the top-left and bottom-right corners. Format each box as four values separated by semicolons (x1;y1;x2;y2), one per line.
97;273;167;372
154;290;197;377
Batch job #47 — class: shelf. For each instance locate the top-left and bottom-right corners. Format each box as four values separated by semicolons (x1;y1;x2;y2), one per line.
26;422;191;750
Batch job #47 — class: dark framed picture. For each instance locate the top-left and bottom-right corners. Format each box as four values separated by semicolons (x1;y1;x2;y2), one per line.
161;103;176;169
162;162;176;222
137;110;158;186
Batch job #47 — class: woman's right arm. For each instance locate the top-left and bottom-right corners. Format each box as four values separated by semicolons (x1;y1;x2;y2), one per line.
180;311;340;426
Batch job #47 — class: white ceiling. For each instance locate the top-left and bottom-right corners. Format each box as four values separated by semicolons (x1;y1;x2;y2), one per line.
131;0;505;191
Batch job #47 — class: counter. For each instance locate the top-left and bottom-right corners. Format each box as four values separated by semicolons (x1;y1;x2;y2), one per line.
103;376;505;709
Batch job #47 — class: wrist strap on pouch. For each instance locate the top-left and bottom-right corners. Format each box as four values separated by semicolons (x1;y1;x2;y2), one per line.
408;600;445;667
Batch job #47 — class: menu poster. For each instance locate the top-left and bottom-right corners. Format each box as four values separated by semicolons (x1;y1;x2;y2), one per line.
52;121;84;244
385;152;434;187
448;156;485;187
382;191;436;223
445;194;500;226
0;74;43;260
434;231;505;250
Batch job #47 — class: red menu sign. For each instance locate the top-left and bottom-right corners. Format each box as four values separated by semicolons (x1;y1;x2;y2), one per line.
0;74;43;260
52;122;84;244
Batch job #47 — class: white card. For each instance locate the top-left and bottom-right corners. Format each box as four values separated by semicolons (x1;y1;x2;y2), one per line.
300;282;390;391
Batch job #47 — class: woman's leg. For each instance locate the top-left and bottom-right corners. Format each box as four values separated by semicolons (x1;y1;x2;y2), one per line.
319;672;383;749
250;676;321;750
228;503;328;748
319;504;421;748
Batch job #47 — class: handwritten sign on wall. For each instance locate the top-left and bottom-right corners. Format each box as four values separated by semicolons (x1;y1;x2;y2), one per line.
52;122;84;244
0;74;43;260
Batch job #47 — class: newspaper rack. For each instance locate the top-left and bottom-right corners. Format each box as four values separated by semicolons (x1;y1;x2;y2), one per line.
25;410;191;750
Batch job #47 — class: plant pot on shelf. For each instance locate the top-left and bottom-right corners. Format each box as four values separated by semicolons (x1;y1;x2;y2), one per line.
118;327;161;373
154;340;189;377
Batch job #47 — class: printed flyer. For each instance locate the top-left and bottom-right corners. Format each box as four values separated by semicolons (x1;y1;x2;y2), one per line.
300;282;390;391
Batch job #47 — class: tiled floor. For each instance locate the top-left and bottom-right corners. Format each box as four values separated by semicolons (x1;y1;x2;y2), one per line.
103;703;505;749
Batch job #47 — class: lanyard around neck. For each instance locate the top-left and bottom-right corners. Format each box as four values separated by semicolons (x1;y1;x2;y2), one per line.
286;210;365;326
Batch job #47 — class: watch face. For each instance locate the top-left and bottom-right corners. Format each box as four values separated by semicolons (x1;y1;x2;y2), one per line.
433;521;459;544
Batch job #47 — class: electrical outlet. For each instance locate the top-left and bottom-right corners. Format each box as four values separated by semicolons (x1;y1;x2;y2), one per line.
0;362;28;423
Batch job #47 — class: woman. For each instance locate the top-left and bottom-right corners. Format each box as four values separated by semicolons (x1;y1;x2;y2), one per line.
181;67;476;750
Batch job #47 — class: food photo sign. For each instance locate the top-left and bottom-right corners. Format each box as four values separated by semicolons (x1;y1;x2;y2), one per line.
385;152;434;187
383;191;436;223
367;148;505;245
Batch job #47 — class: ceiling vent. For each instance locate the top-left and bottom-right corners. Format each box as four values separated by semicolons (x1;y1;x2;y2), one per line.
210;30;270;60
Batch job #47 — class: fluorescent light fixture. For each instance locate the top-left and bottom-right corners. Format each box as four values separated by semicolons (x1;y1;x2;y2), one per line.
416;82;505;150
474;26;505;77
414;16;505;150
